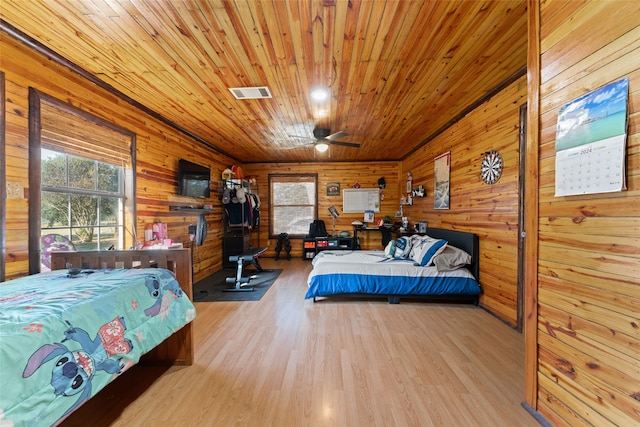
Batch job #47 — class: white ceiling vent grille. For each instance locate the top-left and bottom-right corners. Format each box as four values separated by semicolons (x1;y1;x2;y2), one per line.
229;86;272;99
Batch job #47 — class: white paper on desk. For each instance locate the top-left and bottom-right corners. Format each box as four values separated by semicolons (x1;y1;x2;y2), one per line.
364;210;374;223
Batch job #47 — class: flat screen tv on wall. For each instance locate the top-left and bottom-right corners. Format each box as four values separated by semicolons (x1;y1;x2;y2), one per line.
178;159;211;198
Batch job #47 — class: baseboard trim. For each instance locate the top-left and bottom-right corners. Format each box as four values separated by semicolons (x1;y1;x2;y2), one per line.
522;402;553;427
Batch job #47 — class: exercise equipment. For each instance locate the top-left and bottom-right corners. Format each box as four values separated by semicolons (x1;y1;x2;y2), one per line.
274;233;291;260
224;247;268;292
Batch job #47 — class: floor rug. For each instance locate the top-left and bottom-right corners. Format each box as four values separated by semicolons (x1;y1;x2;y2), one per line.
193;268;282;302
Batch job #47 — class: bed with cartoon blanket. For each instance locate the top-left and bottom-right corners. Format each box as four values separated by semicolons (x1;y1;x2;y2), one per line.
0;267;196;426
306;227;482;304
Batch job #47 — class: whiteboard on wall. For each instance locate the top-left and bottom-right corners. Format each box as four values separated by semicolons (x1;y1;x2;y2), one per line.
342;188;380;213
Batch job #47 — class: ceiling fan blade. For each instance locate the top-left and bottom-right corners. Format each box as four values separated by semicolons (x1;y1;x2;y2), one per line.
328;141;361;148
277;136;315;149
326;131;349;140
288;134;316;141
287;129;359;148
282;143;315;150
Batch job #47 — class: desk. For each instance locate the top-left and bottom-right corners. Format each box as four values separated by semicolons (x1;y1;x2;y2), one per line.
352;225;394;249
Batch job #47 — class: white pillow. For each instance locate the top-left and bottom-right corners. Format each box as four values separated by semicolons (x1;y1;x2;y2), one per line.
394;236;413;258
410;236;448;266
409;235;427;260
384;240;396;258
433;245;472;271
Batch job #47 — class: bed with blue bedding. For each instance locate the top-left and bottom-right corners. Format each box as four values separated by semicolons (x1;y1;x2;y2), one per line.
306;227;481;304
0;249;196;427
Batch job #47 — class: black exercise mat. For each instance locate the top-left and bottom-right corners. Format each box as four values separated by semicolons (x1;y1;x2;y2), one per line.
193;268;282;302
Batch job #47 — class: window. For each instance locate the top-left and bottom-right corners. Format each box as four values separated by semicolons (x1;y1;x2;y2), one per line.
41;148;124;251
269;174;317;238
29;89;136;273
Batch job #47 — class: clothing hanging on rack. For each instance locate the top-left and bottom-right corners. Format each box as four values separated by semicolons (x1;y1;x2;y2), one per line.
247;192;260;228
223;187;251;228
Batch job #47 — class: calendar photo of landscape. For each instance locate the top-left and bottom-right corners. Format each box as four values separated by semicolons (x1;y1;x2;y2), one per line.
555;78;628;152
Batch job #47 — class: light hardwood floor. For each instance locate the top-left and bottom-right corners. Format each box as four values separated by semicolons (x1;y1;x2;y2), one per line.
63;258;540;426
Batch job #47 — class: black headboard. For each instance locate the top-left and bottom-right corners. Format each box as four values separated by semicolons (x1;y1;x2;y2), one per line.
423;227;479;279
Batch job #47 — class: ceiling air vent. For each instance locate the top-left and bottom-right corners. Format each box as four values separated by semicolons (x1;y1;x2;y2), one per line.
229;86;272;99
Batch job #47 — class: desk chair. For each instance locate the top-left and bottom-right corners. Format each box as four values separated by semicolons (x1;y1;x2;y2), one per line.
380;226;393;248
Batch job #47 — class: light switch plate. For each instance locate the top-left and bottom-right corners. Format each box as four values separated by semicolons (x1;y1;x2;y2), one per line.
7;181;24;199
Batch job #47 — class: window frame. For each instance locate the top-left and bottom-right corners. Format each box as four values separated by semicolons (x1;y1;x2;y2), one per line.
28;89;136;273
41;149;126;252
268;173;318;239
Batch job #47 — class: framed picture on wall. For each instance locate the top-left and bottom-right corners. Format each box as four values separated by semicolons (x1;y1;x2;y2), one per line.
326;182;340;196
434;151;450;209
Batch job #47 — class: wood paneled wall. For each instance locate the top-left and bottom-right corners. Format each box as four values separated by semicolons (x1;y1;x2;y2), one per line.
533;1;640;425
1;33;234;283
243;161;401;256
400;77;528;326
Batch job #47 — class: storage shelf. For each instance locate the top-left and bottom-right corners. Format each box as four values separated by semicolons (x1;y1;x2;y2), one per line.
303;236;354;260
169;206;214;213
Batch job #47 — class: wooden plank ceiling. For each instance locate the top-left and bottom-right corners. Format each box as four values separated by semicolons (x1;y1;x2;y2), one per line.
0;0;527;163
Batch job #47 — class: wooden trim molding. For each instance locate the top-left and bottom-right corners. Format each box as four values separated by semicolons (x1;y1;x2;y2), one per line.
28;88;42;274
517;102;527;333
524;0;541;409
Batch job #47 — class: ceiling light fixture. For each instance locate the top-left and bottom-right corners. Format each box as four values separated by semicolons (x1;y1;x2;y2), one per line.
310;88;329;102
315;142;330;152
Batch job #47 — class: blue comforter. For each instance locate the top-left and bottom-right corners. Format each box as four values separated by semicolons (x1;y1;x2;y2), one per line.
306;251;481;299
0;268;196;426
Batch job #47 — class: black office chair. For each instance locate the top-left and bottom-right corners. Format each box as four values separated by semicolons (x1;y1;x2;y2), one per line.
380;226;393;248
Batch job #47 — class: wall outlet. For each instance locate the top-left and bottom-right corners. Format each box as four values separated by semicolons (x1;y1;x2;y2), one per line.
7;181;24;199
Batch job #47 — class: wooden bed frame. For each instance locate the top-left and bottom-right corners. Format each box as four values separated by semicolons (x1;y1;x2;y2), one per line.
51;248;194;366
313;227;480;304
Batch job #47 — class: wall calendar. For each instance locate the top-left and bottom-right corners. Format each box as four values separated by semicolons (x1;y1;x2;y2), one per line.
555;78;628;197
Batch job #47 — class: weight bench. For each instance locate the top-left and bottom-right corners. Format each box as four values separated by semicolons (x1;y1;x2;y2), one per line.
224;247;268;292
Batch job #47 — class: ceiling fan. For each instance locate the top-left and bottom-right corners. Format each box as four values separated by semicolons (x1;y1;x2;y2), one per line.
289;128;361;152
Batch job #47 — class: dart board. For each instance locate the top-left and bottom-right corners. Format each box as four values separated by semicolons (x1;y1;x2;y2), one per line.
481;150;503;184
